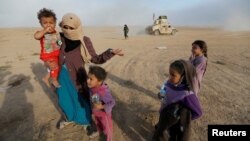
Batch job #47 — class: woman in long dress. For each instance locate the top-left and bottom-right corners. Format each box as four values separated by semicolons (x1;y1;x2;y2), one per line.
55;13;123;128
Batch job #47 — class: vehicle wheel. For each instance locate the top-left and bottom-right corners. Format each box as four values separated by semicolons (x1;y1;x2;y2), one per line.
154;30;160;35
146;26;152;34
171;30;176;35
171;29;177;35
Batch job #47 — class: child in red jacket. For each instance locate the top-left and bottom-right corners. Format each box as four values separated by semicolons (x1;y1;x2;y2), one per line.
34;8;61;88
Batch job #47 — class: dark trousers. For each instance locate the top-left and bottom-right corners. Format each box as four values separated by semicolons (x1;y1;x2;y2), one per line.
152;104;191;141
124;31;128;39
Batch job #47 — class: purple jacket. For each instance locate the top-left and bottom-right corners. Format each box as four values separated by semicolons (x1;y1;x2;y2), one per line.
190;55;207;85
161;81;202;120
90;83;115;114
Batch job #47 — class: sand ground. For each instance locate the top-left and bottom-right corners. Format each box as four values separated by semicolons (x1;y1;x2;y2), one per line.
0;26;249;141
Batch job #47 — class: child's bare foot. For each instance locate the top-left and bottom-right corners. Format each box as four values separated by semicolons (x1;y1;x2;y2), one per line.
42;77;51;88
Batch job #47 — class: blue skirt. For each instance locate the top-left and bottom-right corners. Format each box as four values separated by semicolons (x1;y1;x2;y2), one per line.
56;65;91;125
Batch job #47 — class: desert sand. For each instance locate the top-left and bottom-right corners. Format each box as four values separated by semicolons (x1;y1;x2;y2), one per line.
0;26;249;141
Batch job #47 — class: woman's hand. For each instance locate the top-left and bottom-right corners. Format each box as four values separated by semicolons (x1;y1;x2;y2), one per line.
112;49;124;56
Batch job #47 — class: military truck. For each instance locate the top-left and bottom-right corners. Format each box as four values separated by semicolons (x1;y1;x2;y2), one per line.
147;16;177;35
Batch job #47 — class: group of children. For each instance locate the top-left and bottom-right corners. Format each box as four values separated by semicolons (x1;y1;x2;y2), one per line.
34;8;207;141
153;40;208;141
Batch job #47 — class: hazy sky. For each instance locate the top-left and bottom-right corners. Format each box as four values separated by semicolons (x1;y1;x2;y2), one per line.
0;0;249;30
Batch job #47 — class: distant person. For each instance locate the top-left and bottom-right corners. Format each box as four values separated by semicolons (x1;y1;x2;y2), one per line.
152;60;202;141
87;66;115;140
34;8;61;88
123;24;129;39
189;40;208;91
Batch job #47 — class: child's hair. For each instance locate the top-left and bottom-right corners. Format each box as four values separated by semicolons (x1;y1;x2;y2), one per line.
89;66;107;81
192;40;208;58
37;8;57;23
170;60;198;93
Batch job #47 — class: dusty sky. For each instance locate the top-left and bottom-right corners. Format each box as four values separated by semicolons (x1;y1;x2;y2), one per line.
0;0;249;30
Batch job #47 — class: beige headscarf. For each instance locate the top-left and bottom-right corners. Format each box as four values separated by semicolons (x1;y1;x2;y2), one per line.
60;13;91;63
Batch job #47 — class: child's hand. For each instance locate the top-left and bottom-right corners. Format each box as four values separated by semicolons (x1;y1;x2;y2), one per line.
112;49;124;56
158;93;163;99
44;26;55;33
34;27;54;40
93;103;104;110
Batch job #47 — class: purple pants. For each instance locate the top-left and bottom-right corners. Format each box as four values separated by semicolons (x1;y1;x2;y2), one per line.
93;111;113;141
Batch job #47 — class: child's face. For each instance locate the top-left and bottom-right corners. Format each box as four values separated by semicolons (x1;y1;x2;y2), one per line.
40;16;56;33
87;73;103;88
169;68;182;84
192;44;203;56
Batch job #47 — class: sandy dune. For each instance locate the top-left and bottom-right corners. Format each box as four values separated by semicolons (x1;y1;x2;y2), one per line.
0;26;249;141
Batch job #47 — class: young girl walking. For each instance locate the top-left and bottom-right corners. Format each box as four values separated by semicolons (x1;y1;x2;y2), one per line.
153;60;202;141
189;40;208;90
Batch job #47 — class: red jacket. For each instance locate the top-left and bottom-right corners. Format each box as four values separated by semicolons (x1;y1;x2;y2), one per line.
40;33;60;61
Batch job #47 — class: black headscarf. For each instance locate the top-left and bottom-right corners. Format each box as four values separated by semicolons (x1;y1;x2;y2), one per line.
63;34;81;52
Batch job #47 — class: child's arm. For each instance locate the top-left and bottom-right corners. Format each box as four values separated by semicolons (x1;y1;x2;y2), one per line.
158;81;168;102
98;89;115;113
34;27;52;40
180;94;202;120
93;96;115;113
194;60;207;82
93;97;115;113
102;95;115;113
